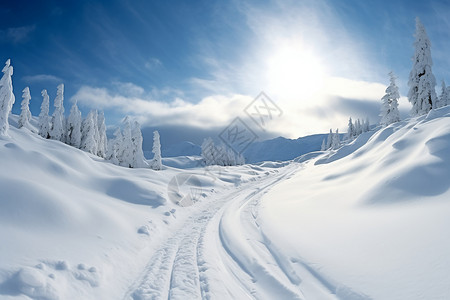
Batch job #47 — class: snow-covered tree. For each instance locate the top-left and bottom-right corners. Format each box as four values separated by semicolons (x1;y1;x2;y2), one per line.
92;110;100;155
107;128;122;165
0;59;15;136
347;117;354;140
408;17;437;116
320;138;326;151
50;83;66;142
97;111;107;158
130;121;148;168
364;117;370;132
151;130;162;170
380;72;401;126
437;80;449;108
18;87;32;129
80;110;97;154
326;129;333;149
447;86;450;107
331;129;340;149
236;152;245;165
39;89;50;138
67;101;82;148
120;117;134;167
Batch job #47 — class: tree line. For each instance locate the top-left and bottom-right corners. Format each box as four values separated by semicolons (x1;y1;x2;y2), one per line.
0;60;162;170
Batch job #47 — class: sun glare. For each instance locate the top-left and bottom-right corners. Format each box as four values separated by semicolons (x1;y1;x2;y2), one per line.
266;43;326;100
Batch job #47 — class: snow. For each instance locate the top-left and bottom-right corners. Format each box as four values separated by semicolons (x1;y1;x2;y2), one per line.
1;105;450;299
259;105;450;299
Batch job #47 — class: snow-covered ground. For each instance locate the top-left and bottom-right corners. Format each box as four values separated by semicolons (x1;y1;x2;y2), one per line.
1;106;450;299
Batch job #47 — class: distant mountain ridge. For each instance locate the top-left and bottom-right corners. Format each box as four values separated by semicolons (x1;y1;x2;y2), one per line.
157;134;334;163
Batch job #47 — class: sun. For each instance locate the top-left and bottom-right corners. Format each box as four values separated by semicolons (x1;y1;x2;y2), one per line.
266;43;326;100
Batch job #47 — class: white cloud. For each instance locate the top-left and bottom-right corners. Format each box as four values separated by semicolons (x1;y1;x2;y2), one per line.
72;76;392;139
22;74;63;83
72;85;253;128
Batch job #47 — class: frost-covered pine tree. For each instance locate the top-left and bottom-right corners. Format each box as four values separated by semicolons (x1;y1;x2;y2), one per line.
80;110;97;154
347;117;354;140
408;17;437;115
151;130;162;170
18;87;32;129
39;89;50;138
326;129;333;149
107;128;122;165
130;121;148;168
356;119;362;135
437;81;449;108
120;117;134;167
380;72;401;126
67;101;82;148
331;129;340;149
236;152;245;165
97;111;107;158
50;83;66;142
320;138;326;151
0;59;15;136
364;117;370;132
446;86;450;107
92;110;100;155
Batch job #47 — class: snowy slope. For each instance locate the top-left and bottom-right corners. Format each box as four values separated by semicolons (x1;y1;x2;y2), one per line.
258;106;450;299
2;106;450;300
0;115;281;300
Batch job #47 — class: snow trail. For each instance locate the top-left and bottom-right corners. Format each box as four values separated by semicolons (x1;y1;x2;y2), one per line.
124;161;361;299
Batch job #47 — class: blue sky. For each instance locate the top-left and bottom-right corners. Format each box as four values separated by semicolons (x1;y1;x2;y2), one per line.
1;0;450;147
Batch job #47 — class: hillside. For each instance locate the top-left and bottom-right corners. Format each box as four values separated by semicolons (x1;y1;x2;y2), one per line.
0;105;450;299
258;105;450;299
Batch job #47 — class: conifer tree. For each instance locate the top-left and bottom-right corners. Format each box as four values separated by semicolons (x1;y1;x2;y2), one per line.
151;130;162;170
80;110;97;154
381;72;401;126
97;111;107;158
0;59;15;136
67;101;82;148
331;129;340;149
347;117;354;140
131;121;148;168
50;84;65;141
18;87;32;129
321;138;326;151
437;81;449;108
39;89;50;138
326;129;333;149
408;17;437;115
120;117;133;167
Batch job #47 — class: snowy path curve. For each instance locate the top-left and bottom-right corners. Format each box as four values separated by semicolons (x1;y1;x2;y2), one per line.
123;162;338;300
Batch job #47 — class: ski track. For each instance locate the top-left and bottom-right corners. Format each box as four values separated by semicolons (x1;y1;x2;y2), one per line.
123;162;362;300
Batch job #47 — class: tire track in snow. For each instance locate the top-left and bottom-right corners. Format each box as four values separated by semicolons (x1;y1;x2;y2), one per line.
124;164;304;300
